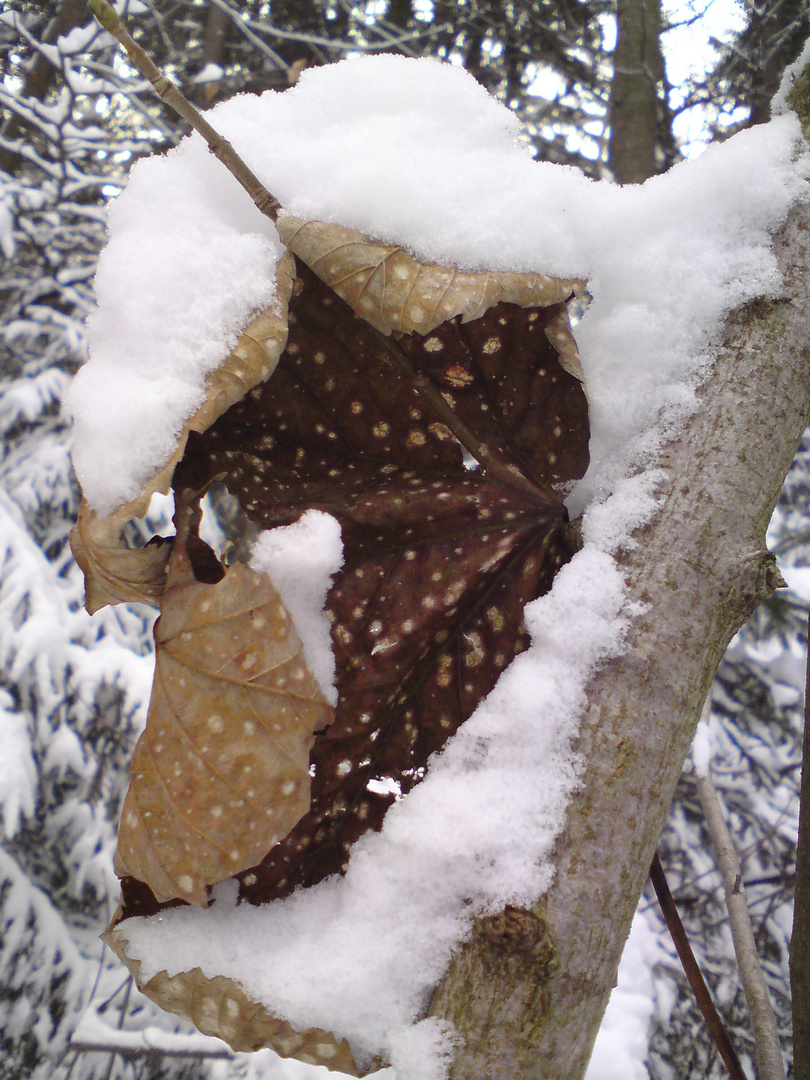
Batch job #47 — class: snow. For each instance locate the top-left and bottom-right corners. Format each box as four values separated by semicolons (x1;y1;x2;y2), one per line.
69;53;809;1078
773;38;810;118
0;691;37;839
0;186;14;259
126;545;632;1078
584;911;664;1080
249;511;344;705
779;563;810;602
73;998;233;1056
68;54;805;519
193;63;225;85
692;720;714;778
68;147;283;516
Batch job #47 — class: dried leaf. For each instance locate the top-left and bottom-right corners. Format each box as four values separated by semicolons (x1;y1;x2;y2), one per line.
277;216;586;340
115;525;333;905
140;256;589;909
71;250;295;613
110;223;589;1075
71;501;172;614
103;912;369;1074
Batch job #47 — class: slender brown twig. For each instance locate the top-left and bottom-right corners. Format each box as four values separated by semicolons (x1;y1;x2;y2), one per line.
89;0;279;220
649;852;749;1080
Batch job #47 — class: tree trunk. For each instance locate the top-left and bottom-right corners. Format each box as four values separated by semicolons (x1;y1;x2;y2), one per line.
193;4;229;105
427;69;810;1080
608;0;666;182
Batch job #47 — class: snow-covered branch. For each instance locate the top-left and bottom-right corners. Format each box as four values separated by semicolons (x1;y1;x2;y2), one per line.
428;70;810;1080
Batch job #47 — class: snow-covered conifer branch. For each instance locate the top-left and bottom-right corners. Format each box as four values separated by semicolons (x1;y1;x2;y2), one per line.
794;612;810;1080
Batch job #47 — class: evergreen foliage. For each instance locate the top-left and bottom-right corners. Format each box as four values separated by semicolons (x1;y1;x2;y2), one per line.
0;6;216;1076
0;2;808;1077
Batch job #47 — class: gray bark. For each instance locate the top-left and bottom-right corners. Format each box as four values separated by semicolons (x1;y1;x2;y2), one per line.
608;0;666;182
427;73;810;1080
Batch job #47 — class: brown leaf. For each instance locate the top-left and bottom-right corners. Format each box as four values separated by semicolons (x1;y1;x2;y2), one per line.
110;221;589;1075
277;216;586;341
71;501;172;615
154;257;587;907
103;910;370;1074
114;526;334;905
71;251;296;613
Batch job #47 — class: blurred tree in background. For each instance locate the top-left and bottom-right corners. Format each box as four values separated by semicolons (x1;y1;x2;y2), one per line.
1;2;808;1078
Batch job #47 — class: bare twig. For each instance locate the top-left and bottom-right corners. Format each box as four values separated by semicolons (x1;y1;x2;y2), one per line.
88;0;280;220
694;698;788;1080
649;852;749;1080
235;5;455;54
69;1040;233;1060
100;975;132;1080
791;611;810;1080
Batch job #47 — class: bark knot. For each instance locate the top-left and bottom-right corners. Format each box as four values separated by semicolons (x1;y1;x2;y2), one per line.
751;549;787;603
477;906;556;964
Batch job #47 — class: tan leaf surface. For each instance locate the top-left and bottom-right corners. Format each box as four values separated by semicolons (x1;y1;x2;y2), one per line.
71;500;172;614
114;529;333;905
103;912;371;1074
71;250;295;613
277;216;587;348
541;301;587;383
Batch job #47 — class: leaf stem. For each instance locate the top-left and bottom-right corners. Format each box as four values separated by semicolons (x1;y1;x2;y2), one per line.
89;0;279;220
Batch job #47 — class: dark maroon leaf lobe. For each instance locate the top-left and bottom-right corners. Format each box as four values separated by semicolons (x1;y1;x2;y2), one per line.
396;299;588;493
177;263;588;518
120;258;588;916
238;499;572;903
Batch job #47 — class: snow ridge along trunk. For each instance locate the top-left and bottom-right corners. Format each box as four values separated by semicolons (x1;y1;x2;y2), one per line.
427;88;810;1080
